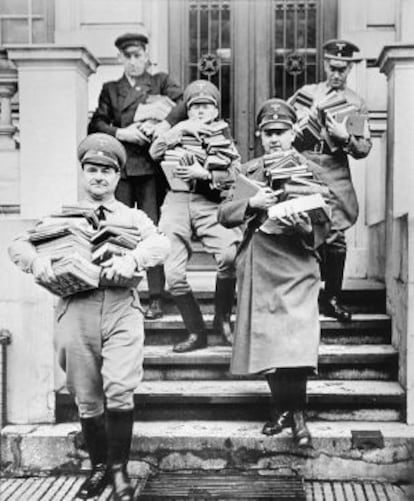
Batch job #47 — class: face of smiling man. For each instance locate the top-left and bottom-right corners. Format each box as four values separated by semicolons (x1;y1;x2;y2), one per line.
82;163;120;202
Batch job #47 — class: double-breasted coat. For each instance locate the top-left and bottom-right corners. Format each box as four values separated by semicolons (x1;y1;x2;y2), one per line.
217;156;330;375
88;72;182;179
290;82;372;231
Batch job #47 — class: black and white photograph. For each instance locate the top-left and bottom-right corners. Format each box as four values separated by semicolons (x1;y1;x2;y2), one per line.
0;0;413;499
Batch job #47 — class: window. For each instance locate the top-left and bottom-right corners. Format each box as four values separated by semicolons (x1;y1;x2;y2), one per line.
0;0;54;44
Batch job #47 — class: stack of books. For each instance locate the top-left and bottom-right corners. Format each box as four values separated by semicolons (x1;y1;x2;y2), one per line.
28;221;100;296
28;211;143;296
91;223;142;265
263;150;310;189
161;120;238;191
291;90;368;151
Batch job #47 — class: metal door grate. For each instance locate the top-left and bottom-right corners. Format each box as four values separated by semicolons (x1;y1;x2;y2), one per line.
272;0;322;99
188;0;232;123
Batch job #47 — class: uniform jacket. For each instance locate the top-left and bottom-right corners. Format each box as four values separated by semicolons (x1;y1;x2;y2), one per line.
291;81;372;230
217;156;330;374
88;72;182;178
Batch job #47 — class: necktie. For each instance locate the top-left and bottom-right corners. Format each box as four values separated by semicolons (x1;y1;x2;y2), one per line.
96;205;107;221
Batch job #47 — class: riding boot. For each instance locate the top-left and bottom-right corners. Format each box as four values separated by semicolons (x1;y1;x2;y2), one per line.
173;292;207;353
75;414;109;499
106;410;134;501
213;277;236;345
262;371;292;436
288;369;312;448
322;248;352;322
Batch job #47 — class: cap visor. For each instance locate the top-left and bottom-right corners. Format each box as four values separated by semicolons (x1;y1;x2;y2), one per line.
81;152;119;170
261;121;292;131
187;97;218;108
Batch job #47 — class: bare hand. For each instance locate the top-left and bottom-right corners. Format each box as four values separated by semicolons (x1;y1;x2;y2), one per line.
116;124;148;145
174;160;208;181
31;256;57;285
101;254;137;283
249;187;279;210
325;113;350;143
276;210;312;235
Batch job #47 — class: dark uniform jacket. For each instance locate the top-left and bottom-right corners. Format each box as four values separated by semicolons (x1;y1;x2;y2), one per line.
218;156;330;374
88;72;182;178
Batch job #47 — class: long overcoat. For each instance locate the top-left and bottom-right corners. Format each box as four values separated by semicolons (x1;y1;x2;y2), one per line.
88;72;182;179
218;156;329;375
291;82;372;231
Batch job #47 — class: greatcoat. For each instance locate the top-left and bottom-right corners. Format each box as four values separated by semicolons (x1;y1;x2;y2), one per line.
218;156;330;375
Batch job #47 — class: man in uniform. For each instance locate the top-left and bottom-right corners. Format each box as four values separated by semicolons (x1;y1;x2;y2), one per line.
9;133;170;500
150;80;241;352
218;99;330;447
290;39;372;321
88;31;182;320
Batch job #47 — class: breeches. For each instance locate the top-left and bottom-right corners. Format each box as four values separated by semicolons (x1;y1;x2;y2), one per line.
54;288;144;418
159;192;241;296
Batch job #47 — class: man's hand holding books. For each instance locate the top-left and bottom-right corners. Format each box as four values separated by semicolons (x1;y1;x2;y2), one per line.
325;112;350;144
248;187;280;210
31;255;58;286
174;152;210;182
100;254;137;285
274;210;312;236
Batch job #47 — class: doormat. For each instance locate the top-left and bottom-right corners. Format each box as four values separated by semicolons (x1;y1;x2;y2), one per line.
140;473;306;500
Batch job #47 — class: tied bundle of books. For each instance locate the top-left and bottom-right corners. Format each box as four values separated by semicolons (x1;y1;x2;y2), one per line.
91;222;143;288
28;220;100;296
161;120;238;191
133;95;176;142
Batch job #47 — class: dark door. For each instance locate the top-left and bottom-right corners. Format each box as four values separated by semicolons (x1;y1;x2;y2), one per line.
168;0;337;160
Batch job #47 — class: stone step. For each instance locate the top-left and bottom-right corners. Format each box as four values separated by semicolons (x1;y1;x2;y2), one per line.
2;421;414;484
142;344;398;381
139;274;386;314
56;380;404;423
144;313;392;346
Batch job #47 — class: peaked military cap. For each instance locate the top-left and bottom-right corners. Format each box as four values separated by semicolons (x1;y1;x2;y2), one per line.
77;133;127;171
183;80;221;108
323;39;361;62
256;98;297;130
115;32;148;51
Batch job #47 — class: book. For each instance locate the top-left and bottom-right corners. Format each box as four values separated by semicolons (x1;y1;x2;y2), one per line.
91;226;141;249
38;255;101;297
99;272;144;289
263;193;330;228
232;173;263;201
160;161;191;192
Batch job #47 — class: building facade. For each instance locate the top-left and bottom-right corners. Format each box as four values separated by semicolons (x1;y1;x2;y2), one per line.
0;0;414;430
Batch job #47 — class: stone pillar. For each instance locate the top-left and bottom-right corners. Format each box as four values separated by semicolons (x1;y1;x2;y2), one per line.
378;44;414;424
0;49;19;208
6;46;99;218
0;49;17;149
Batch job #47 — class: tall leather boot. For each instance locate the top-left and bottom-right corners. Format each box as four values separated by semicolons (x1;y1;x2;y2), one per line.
322;248;352;322
107;410;134;501
262;371;292;436
288;369;312;448
173;292;207;353
75;414;109;499
213;277;236;345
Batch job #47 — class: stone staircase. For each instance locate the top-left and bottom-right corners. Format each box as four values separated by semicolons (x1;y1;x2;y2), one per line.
2;267;414;487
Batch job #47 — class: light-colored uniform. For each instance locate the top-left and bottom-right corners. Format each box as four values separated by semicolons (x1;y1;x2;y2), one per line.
9;199;170;418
